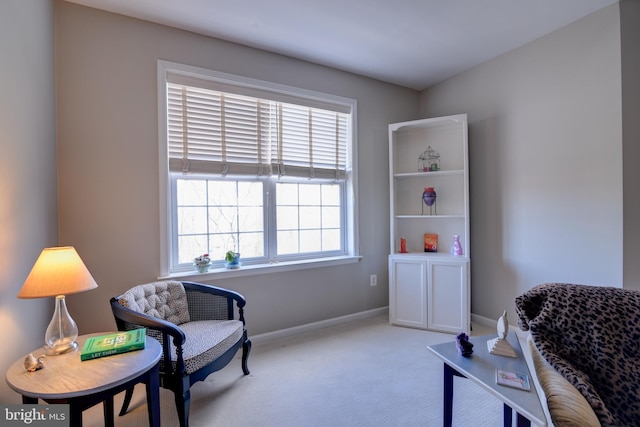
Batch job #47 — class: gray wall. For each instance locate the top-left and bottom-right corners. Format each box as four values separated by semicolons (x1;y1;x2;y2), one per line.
56;1;418;336
1;0;631;404
0;1;57;403
621;0;640;290
420;4;625;322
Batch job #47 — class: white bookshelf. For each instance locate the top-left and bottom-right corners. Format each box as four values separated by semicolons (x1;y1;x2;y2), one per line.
388;114;470;333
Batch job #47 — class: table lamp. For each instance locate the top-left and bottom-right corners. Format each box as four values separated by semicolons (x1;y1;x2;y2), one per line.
18;246;98;355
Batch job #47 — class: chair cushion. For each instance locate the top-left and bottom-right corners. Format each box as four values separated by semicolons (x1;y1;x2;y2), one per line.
167;320;244;374
118;281;190;325
528;337;601;427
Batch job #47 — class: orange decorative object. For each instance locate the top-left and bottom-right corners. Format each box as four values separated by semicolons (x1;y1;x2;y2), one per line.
400;238;407;253
424;234;438;252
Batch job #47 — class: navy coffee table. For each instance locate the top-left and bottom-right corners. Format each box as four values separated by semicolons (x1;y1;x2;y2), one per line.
428;332;546;427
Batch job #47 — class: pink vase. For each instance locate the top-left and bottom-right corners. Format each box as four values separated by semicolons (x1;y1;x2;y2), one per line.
450;235;463;256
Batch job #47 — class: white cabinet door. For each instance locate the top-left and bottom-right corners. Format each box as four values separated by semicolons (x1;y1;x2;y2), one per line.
427;258;469;333
389;256;427;329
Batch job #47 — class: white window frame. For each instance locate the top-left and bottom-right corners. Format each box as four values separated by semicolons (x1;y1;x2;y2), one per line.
157;61;360;279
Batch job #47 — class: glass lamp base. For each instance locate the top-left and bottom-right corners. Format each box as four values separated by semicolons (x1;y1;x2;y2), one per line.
44;340;78;356
44;295;79;356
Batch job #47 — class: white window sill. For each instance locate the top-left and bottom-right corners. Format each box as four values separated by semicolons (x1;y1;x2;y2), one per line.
159;255;362;282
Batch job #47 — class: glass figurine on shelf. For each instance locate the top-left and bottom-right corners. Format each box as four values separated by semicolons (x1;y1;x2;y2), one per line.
418;146;441;172
450;235;463;256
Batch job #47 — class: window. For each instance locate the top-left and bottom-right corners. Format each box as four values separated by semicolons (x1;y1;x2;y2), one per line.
158;61;358;275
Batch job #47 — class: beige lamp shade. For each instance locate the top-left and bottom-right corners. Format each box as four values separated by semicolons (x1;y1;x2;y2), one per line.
18;246;98;299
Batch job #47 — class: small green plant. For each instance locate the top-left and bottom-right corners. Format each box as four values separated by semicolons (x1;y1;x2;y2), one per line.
225;251;239;263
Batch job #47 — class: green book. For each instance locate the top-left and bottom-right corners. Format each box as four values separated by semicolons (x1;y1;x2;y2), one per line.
80;328;146;361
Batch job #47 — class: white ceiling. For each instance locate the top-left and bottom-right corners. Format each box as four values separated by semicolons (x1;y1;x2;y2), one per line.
65;0;618;90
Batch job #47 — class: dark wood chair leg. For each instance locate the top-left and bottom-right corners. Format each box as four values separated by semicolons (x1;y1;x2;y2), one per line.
242;338;252;375
119;388;135;416
175;381;191;427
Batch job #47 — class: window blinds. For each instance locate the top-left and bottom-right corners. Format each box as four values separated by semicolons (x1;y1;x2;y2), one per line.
166;80;350;180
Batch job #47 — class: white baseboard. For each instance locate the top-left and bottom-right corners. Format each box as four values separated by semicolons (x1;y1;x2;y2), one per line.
251;306;389;345
471;313;497;329
251;309;508;345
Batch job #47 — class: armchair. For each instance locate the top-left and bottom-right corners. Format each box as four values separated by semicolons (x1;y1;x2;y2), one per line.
110;280;251;427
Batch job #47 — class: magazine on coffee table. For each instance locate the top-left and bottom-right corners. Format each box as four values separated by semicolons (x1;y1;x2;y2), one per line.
496;369;530;391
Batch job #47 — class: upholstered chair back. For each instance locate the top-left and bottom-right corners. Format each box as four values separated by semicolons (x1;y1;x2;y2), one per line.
118;280;190;325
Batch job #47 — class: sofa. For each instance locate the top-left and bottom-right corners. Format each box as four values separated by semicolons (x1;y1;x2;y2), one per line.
515;283;640;427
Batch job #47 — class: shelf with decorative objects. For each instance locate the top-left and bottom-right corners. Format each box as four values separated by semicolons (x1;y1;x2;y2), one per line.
388;114;470;334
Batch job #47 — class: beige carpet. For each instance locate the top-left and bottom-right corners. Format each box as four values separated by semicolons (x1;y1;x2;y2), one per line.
82;314;505;426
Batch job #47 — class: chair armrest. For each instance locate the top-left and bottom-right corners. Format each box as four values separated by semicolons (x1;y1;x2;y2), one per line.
110;297;185;343
110;297;187;375
182;281;247;323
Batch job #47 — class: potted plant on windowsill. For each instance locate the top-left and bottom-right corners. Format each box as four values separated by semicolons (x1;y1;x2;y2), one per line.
225;251;240;269
193;254;211;273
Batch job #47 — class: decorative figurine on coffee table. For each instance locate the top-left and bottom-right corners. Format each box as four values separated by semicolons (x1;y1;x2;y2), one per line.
487;310;517;358
456;332;474;357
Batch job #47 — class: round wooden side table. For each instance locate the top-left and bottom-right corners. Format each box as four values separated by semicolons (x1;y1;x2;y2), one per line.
6;333;161;427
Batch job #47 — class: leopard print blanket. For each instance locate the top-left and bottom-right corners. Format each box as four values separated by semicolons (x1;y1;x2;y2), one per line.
515;283;640;427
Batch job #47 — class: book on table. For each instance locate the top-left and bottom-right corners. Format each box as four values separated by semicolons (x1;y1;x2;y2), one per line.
80;328;146;361
496;369;531;391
